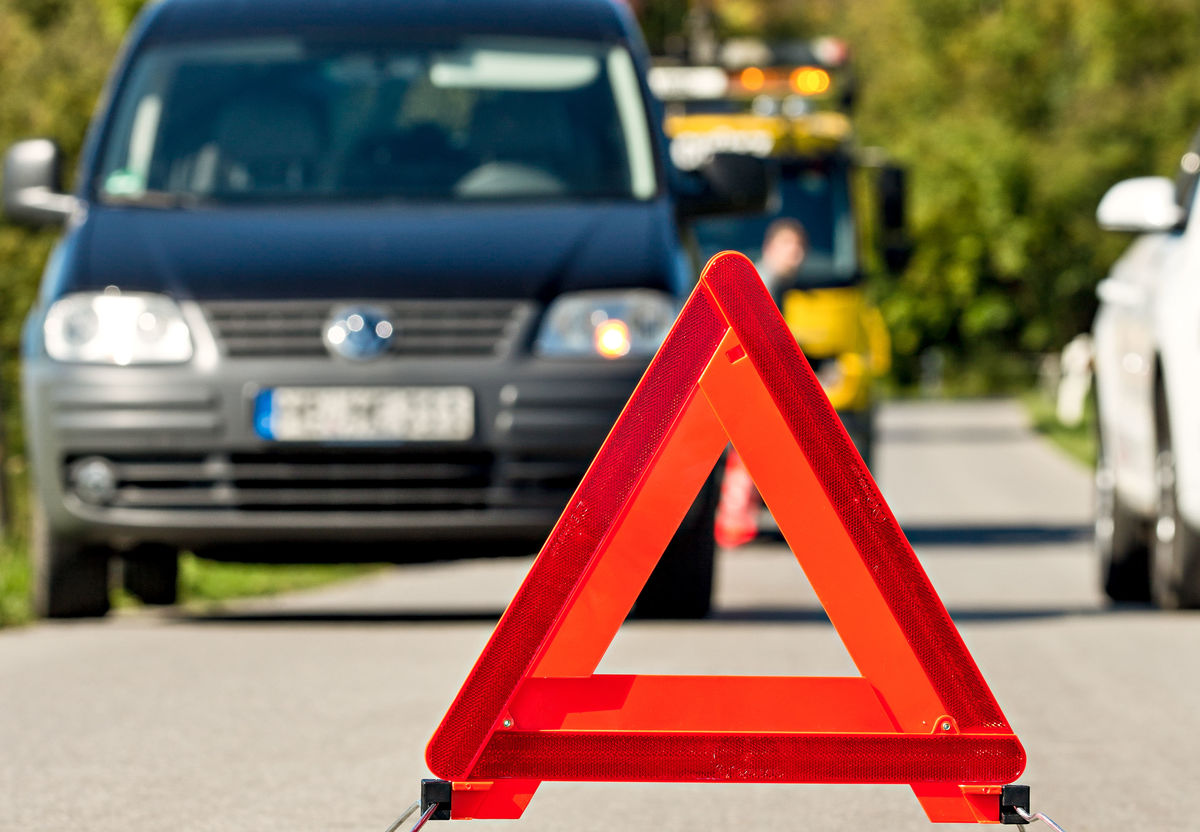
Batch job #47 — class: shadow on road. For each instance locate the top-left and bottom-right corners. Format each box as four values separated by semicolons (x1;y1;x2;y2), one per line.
757;522;1092;548
711;603;1149;624
171;609;504;625
902;522;1092;546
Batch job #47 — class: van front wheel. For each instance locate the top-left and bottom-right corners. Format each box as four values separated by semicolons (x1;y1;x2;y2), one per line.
32;506;112;619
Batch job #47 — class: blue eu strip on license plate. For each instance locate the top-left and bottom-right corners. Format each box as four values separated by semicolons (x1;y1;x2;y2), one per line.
253;390;276;440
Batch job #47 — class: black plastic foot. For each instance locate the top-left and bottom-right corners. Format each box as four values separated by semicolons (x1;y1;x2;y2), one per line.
1000;784;1030;824
421;778;452;821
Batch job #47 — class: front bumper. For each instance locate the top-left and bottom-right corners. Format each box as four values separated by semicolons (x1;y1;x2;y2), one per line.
25;353;646;560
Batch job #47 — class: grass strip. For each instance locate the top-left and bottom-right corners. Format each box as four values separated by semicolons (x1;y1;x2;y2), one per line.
0;539;33;627
1022;390;1096;467
1;541;383;628
179;555;382;603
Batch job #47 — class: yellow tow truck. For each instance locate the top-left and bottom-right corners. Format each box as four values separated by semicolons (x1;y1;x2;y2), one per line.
651;51;907;466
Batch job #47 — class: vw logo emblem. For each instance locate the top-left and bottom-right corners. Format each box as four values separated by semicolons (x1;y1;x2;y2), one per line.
323;305;395;360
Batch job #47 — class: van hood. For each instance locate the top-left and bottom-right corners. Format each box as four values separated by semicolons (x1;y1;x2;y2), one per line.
67;200;678;300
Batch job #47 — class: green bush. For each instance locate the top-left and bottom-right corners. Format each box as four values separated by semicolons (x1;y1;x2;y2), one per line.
700;0;1200;386
0;540;32;626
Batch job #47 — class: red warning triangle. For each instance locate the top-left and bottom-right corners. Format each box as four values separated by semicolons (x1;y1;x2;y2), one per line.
426;252;1025;824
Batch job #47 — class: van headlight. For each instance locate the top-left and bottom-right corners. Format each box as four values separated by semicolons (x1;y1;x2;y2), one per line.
535;290;678;359
44;292;193;365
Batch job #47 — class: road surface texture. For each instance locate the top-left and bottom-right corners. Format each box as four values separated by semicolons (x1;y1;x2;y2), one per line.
3;400;1194;831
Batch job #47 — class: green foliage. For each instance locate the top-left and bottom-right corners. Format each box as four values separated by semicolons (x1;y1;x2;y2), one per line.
0;0;148;464
854;0;1200;385
0;538;33;626
679;0;1200;388
0;2;144;623
640;0;690;53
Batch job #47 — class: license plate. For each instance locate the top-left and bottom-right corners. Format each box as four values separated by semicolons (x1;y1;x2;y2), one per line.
254;387;474;442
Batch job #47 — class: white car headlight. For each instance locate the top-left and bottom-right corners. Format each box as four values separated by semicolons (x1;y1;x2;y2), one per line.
535;290;678;359
44;292;193;365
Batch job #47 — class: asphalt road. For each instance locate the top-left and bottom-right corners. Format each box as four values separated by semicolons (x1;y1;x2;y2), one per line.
3;399;1195;831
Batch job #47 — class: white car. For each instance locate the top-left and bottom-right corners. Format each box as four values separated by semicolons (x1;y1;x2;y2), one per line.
1093;153;1200;608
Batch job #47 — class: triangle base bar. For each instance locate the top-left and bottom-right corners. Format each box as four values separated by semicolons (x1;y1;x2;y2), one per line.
470;732;1025;784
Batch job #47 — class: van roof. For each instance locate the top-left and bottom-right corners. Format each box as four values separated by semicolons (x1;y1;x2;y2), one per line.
142;0;634;45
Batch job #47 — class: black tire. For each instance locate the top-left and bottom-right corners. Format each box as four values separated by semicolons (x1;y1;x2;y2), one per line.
1151;445;1200;609
631;473;719;620
121;545;179;606
31;504;112;619
1095;437;1151;602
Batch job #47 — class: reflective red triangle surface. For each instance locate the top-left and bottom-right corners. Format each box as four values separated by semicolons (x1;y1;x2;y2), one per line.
425;252;1024;824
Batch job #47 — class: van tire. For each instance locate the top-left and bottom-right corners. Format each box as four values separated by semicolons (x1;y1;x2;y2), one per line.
122;545;179;606
32;505;111;619
631;474;718;620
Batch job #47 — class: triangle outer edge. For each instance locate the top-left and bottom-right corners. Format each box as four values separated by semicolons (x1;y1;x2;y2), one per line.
424;252;1025;817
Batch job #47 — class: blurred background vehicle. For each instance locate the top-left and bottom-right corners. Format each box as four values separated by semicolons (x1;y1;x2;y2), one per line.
1;0;769;619
1092;131;1200;609
649;38;906;466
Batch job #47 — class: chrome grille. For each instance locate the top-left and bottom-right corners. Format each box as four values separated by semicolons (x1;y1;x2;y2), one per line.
201;299;530;358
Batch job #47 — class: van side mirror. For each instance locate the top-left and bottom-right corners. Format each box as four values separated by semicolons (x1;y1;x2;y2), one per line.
3;139;78;226
878;163;912;273
1097;176;1184;232
677;153;772;220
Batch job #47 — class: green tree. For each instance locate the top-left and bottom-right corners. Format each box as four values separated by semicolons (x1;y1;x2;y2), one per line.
841;0;1200;386
645;0;1200;389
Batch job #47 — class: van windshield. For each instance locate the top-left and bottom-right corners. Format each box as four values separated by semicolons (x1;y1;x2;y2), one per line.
97;37;657;205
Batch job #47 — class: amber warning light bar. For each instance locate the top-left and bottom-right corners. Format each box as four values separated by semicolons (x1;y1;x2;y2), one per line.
650;64;833;101
407;252;1046;828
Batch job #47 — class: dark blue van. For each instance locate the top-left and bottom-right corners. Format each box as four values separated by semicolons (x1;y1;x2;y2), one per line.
2;0;766;618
